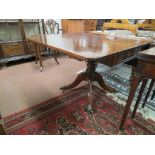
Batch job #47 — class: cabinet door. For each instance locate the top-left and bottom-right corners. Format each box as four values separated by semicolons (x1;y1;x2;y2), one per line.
0;20;22;42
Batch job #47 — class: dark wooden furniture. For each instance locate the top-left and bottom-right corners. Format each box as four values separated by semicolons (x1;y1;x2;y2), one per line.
0;114;6;135
44;19;60;34
0;19;42;67
120;47;155;130
43;19;60;65
27;33;152;94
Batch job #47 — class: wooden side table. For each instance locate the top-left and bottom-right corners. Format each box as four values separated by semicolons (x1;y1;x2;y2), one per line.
142;79;155;108
120;47;155;130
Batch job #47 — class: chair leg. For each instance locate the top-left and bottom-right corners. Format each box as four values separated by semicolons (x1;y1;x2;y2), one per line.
142;79;154;108
49;49;59;65
131;79;148;118
130;66;136;84
120;74;141;130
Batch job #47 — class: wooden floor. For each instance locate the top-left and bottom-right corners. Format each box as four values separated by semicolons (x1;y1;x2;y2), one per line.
0;56;86;117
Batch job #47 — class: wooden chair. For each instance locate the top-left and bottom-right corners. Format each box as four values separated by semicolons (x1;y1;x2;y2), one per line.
34;19;60;72
44;19;60;34
120;47;155;130
44;19;60;58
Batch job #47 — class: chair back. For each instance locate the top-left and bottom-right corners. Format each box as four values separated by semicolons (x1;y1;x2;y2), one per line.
44;19;60;34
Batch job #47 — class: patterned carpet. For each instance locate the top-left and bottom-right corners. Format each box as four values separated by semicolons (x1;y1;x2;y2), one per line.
97;63;155;111
3;85;155;135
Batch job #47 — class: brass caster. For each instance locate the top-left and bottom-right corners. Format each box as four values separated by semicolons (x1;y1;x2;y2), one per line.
40;67;43;72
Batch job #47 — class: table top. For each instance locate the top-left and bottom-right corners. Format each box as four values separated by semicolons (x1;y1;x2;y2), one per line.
140;47;155;56
138;47;155;63
27;33;152;61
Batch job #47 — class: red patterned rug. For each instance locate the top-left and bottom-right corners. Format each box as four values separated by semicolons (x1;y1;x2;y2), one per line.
3;85;155;135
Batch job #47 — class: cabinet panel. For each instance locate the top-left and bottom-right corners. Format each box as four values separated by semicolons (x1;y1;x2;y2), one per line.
0;19;41;59
1;42;24;57
0;22;22;42
23;21;40;37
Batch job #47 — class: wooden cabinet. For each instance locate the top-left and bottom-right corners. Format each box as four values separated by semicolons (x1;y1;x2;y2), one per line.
84;19;97;31
61;19;97;33
0;19;42;66
61;19;84;33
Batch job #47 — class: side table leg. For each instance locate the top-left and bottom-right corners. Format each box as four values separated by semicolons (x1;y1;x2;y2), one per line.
131;79;148;118
120;74;141;130
142;79;155;108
